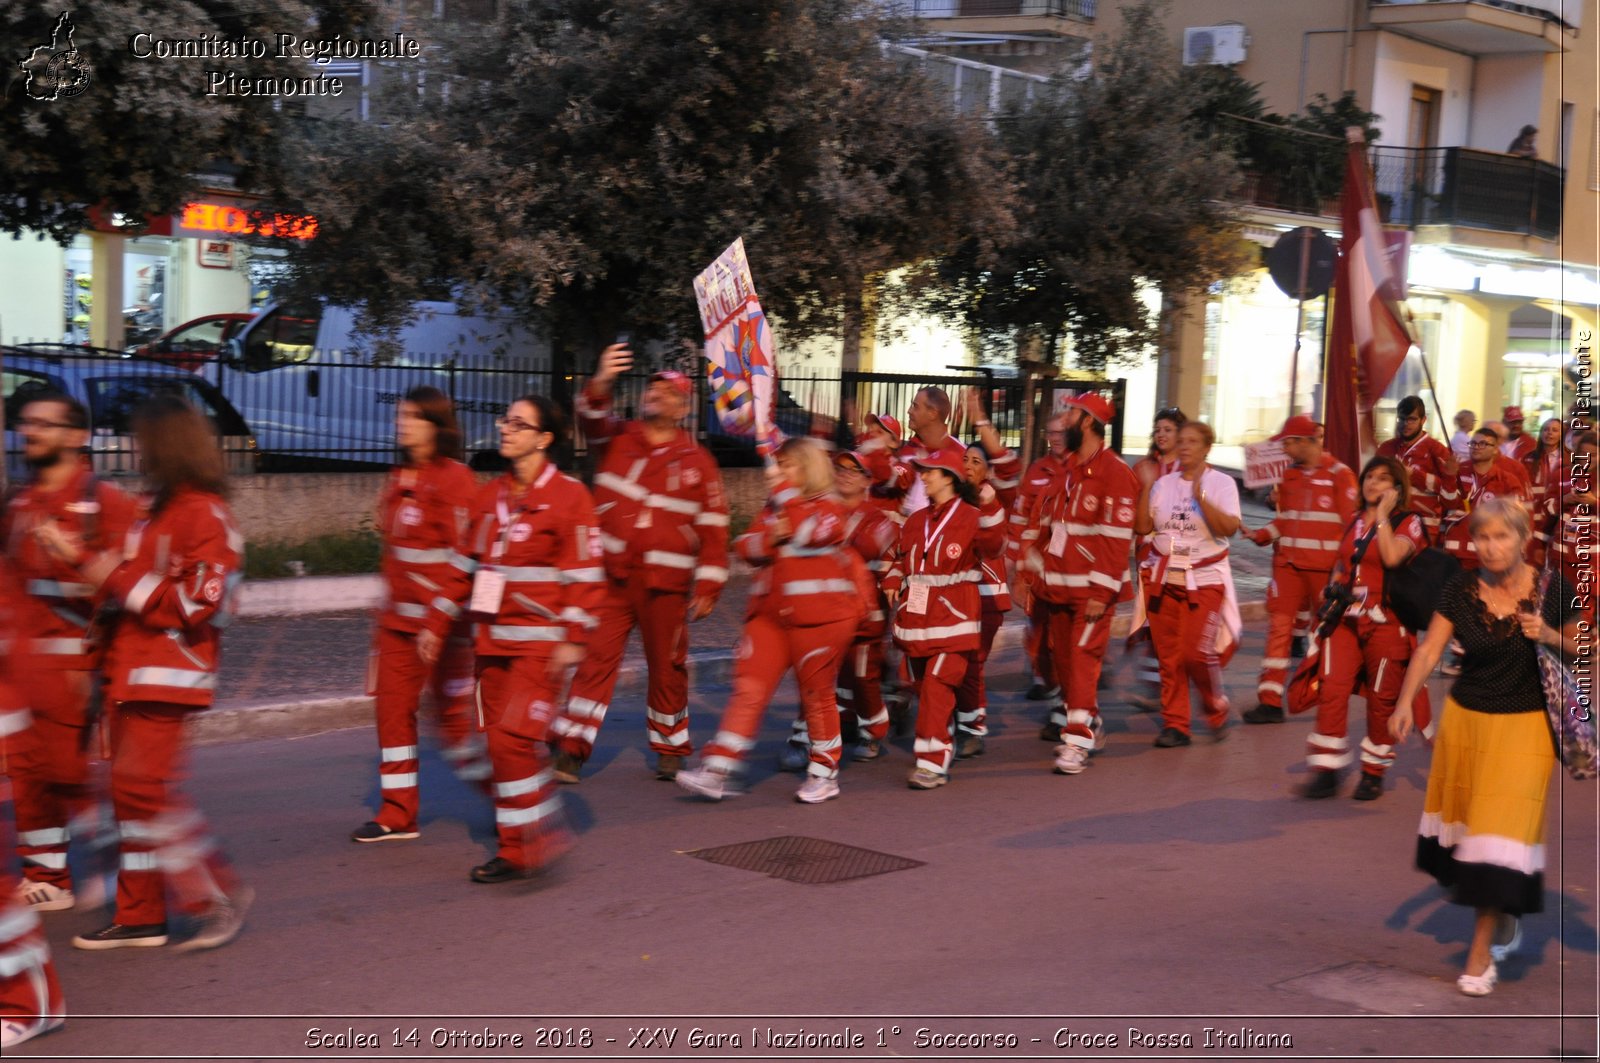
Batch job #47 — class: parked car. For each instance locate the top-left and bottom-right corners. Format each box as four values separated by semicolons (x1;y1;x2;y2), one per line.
2;348;257;482
129;312;255;371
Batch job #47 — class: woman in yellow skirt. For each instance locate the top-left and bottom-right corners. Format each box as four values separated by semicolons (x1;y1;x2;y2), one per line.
1392;497;1581;996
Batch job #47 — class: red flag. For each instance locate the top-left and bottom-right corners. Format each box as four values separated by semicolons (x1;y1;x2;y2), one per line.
1324;130;1414;470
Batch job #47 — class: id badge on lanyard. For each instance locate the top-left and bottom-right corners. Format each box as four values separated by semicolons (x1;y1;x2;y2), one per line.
904;582;930;615
909;505;959;615
471;489;522;614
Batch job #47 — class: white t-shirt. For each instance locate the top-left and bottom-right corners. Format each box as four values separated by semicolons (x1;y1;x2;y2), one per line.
1449;430;1473;464
1149;468;1239;587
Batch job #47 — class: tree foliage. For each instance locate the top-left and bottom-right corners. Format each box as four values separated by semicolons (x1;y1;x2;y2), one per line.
0;0;375;242
927;1;1249;370
271;0;1015;369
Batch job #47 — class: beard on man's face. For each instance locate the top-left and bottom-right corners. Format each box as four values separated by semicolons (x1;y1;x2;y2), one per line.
1064;423;1085;453
24;446;71;472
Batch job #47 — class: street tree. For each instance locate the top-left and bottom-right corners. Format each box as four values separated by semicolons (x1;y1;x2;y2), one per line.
268;0;1014;378
928;0;1250;371
1;0;375;241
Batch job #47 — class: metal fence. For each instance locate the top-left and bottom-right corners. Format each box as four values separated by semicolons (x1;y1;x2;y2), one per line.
907;0;1096;18
1370;145;1563;240
3;345;1122;478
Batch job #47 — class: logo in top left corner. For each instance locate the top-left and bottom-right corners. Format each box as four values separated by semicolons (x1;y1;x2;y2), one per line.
20;11;93;101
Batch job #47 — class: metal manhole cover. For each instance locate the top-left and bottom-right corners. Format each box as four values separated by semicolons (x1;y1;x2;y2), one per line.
683;835;924;885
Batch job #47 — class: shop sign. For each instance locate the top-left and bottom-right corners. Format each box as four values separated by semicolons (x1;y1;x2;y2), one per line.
1243;439;1292;489
177;202;318;241
197;240;233;269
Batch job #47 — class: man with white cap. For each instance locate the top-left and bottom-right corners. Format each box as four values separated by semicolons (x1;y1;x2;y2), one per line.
549;343;730;782
1498;406;1536;464
1242;414;1359;723
1018;393;1138;775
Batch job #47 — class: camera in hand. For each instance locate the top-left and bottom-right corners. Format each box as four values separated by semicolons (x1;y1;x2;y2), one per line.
1316;581;1356;631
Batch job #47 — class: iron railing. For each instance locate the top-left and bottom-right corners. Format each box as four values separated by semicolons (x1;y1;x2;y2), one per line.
1371;145;1563;239
908;0;1096;18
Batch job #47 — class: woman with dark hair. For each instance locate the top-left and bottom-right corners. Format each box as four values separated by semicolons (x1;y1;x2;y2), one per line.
1300;455;1428;800
1133;420;1241;748
884;447;1005;789
1524;417;1565;566
677;438;863;803
38;394;250;951
952;397;1019;759
351;386;488;844
1392;498;1580;996
420;394;604;883
1128;406;1187;710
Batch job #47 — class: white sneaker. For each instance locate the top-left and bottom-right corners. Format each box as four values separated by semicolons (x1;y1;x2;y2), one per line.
1053;744;1090;775
850;739;885;761
907;767;948;790
776;742;809;773
15;879;74;912
795;776;840;804
675;767;741;802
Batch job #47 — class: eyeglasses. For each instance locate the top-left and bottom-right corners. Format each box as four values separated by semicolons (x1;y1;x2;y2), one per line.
1397;415;1423;424
494;417;541;434
1469;440;1495;448
15;417;75;430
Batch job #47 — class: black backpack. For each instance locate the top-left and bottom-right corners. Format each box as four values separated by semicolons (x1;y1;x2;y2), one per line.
1382;511;1461;633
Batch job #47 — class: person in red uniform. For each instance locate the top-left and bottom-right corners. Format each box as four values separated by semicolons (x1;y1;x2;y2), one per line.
1524;417;1566;565
1018;393;1139;774
776;449;898;767
884;447;1006;789
1133;421;1241;747
1242;415;1360;724
3;391;136;912
862;414;909;523
1014;412;1070;705
896;387;959;517
676;439;864;803
1499;405;1536;464
0;562;66;1049
550;343;729;783
1440;428;1533;571
421;394;604;882
1377;395;1459;544
1126;406;1186;711
351;386;487;844
952;393;1019;759
48;395;249;951
1301;456;1430;800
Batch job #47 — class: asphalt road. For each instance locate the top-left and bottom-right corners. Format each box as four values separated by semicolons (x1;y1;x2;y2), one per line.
11;631;1597;1062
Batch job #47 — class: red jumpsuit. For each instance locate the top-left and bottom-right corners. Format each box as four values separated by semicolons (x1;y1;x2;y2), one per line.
1525;447;1563;563
700;486;862;781
1439;458;1532;571
955;453;1019;744
365;458;487;834
427;463;605;871
98;488;245;929
1012;452;1066;694
1309;512;1432;778
550;387;729;766
1377;433;1458;543
1252;454;1359;708
0;571;65;1044
2;464;135;896
887;494;1006;777
1023;445;1140;750
829;503;899;746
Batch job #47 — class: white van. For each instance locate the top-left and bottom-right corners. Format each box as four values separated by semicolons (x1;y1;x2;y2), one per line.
208;300;550;467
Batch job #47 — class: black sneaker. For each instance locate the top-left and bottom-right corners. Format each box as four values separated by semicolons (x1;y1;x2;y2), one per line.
1351;773;1384;801
470;857;536;884
176;886;253;952
1152;727;1192;748
1300;771;1340;800
72;922;169;950
1025;680;1050;701
1242;703;1285;724
350;821;420;843
552;751;584;785
655;754;684;781
955;734;986;759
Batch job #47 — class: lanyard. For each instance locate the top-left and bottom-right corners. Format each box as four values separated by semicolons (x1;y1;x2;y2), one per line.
491;485;527;562
916;501;960;572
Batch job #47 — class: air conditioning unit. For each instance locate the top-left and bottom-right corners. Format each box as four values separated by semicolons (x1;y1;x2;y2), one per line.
1183;25;1247;66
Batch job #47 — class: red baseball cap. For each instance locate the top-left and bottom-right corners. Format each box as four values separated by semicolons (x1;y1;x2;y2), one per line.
649;370;692;397
910;447;965;479
833;449;870;473
1064;392;1115;426
1502;405;1524;422
866;413;902;442
1271;414;1322;441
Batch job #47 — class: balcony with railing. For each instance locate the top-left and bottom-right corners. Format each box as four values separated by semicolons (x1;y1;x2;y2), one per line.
1368;0;1573;53
1213;115;1564;241
907;0;1096;22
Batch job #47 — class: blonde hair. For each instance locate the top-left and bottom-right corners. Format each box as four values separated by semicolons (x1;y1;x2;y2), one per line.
1468;496;1531;546
775;437;835;497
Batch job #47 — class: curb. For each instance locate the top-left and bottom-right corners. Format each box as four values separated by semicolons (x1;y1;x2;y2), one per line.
201;598;1269;745
236;575;381;617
